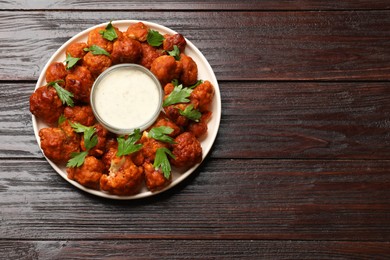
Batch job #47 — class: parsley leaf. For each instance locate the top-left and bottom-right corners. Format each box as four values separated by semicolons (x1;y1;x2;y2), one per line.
67;123;98;168
171;79;179;87
67;151;88;168
147;29;164;47
64;53;81;70
179;104;202;122
99;21;118;41
167;45;180;60
116;128;143;157
47;80;74;107
58;114;67;125
153;147;175;179
83;127;98;150
163;84;192;107
70;121;92;133
69;122;98;151
148;126;175;144
189;80;203;89
84;45;110;57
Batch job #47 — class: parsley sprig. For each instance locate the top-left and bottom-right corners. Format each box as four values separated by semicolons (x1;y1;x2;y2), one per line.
147;29;164;47
66;122;98;168
99;21;118;41
163;84;192;107
153;147;175;179
64;53;81;70
179;104;202;122
84;45;111;57
148;126;175;144
116;128;143;157
47;80;74;107
167;45;180;60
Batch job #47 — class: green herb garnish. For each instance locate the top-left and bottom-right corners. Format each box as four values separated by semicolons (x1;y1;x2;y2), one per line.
84;45;110;57
163;84;192;107
66;122;98;168
167;45;180;60
148;126;175;144
153;147;175;179
67;151;88;168
58;114;67;125
189;80;203;89
99;21;118;41
116;128;143;157
47;80;74;107
147;29;164;47
179;104;202;122
64;53;81;70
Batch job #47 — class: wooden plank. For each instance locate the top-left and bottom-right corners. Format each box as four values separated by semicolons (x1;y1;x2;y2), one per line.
2;81;390;159
0;11;389;81
1;240;389;259
1;0;389;11
0;159;389;241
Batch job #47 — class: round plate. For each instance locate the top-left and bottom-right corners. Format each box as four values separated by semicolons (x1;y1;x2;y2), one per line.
32;20;221;199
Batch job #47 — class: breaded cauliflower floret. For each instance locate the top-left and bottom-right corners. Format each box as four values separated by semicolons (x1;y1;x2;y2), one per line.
100;155;144;196
39;121;80;163
171;132;202;169
143;162;171;192
67;156;104;190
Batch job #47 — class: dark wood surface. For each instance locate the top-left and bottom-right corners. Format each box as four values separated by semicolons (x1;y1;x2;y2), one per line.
1;1;390;259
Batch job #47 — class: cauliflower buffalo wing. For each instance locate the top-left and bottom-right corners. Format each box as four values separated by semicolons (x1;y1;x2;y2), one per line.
67;156;105;190
171;132;202;169
39;121;80;164
100;155;144;196
30;85;64;126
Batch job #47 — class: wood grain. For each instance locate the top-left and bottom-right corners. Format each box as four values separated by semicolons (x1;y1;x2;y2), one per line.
0;11;389;81
1;159;389;241
1;0;390;11
1;240;389;259
1;4;390;258
3;81;390;159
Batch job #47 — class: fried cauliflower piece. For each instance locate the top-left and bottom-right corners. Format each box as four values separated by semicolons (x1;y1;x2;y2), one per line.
140;43;163;69
111;37;142;64
163;103;190;127
67;156;104;190
179;53;198;86
66;42;88;59
150;55;182;86
152;115;181;138
39;121;80;164
30;85;64;126
64;105;95;126
65;66;94;104
100;155;144;196
140;131;169;162
143;162;171;192
45;62;67;84
125;22;149;42
170;132;202;169
82;52;112;77
87;26;123;53
190;80;214;112
163;33;186;52
188;111;211;138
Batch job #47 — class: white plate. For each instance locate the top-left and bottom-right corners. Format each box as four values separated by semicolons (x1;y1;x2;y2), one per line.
32;20;221;199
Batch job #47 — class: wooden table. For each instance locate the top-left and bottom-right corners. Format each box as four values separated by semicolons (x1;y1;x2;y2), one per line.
1;1;390;259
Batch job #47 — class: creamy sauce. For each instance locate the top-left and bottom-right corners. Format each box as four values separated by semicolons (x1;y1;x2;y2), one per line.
93;67;161;131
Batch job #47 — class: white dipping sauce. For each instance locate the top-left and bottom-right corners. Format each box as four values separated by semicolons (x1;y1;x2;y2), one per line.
92;65;162;133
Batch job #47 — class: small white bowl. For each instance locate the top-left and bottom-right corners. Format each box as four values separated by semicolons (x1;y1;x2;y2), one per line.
90;63;163;135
